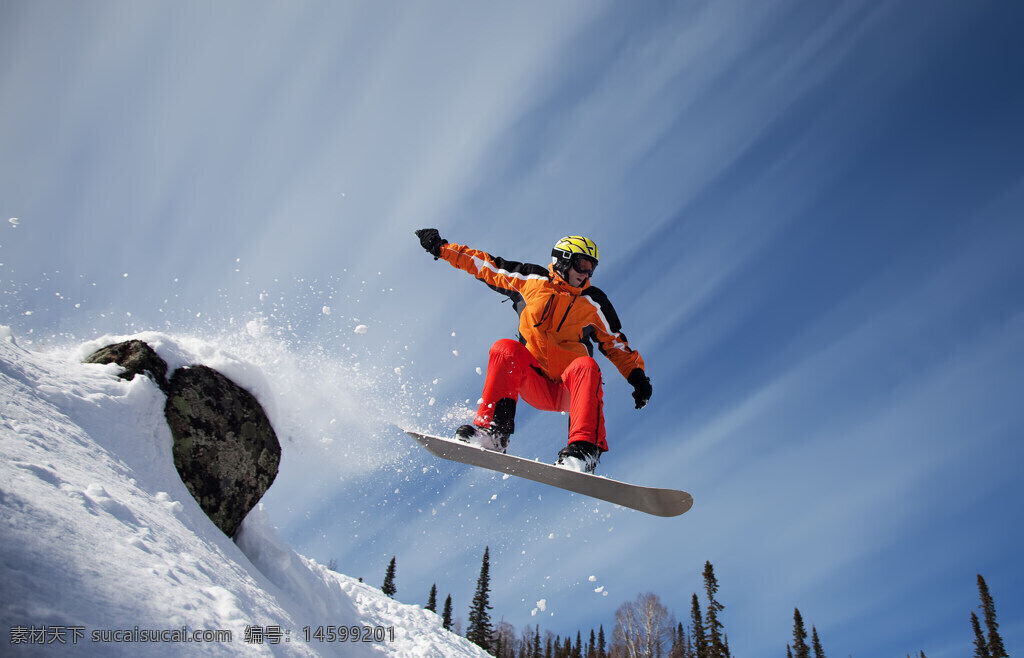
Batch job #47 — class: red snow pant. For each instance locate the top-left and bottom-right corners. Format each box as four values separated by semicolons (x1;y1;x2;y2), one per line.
473;338;608;451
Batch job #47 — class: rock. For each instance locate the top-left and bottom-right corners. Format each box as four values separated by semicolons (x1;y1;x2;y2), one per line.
84;340;281;539
83;340;169;391
163;365;280;539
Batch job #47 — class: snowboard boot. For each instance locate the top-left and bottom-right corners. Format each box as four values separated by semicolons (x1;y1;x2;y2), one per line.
455;425;510;452
555;441;601;474
456;398;515;453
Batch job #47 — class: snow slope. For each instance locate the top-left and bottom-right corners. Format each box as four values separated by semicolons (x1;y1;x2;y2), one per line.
0;328;488;657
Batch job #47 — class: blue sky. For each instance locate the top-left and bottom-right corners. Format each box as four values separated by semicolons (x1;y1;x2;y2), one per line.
3;1;1023;655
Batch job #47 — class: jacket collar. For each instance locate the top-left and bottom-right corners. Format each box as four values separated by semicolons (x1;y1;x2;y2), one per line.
548;263;589;293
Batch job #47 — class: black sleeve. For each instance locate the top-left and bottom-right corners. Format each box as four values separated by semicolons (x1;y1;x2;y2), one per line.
581;286;623;333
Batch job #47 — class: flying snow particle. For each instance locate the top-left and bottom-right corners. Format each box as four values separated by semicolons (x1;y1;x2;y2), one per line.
536;599;546;612
322;306;332;315
589;576;597;582
452;350;459;357
354;325;369;334
8;218;19;227
246;319;269;338
476;367;483;375
594;586;605;594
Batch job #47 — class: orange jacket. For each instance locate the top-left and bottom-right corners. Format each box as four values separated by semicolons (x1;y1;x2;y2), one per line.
438;242;645;381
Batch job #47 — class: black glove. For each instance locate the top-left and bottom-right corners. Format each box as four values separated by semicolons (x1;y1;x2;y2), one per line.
628;369;652;410
415;228;448;260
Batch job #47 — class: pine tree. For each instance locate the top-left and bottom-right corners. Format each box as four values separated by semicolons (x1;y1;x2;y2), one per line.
533;626;543;658
691;593;707;658
672;621;697;658
977;575;1008;658
972;612;992;658
702;561;729;658
382;556;397;598
791;609;810;658
467;547;494;652
684;624;696;658
426;584;438;613
597;625;607;658
442;595;454;631
587;629;596;658
811;626;825;658
669;622;683;658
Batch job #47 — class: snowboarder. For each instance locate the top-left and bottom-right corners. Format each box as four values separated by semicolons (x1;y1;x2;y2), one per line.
415;229;652;474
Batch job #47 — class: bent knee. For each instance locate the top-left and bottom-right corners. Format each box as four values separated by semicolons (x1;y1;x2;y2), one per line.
490;338;524;357
489;339;533;368
564;356;601;376
491;338;522;351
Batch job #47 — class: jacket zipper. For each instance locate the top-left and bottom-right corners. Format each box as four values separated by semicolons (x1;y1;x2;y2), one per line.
555;295;577;332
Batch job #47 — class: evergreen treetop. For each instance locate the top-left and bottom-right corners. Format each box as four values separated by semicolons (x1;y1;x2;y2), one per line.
811;626;826;658
690;593;707;658
972;612;992;658
702;561;730;658
791;608;810;658
381;556;397;598
426;583;437;613
442;594;453;631
977;575;1008;658
467;546;494;652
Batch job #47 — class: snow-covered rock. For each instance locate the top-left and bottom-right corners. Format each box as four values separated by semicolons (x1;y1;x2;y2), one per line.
0;330;489;657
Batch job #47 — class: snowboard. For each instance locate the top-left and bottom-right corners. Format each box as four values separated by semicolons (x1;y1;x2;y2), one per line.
404;430;692;517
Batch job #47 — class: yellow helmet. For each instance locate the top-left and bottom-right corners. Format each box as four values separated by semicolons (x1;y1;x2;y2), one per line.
551;235;599;277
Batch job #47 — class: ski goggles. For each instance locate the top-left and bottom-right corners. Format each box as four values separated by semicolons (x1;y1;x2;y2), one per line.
571;257;596;277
